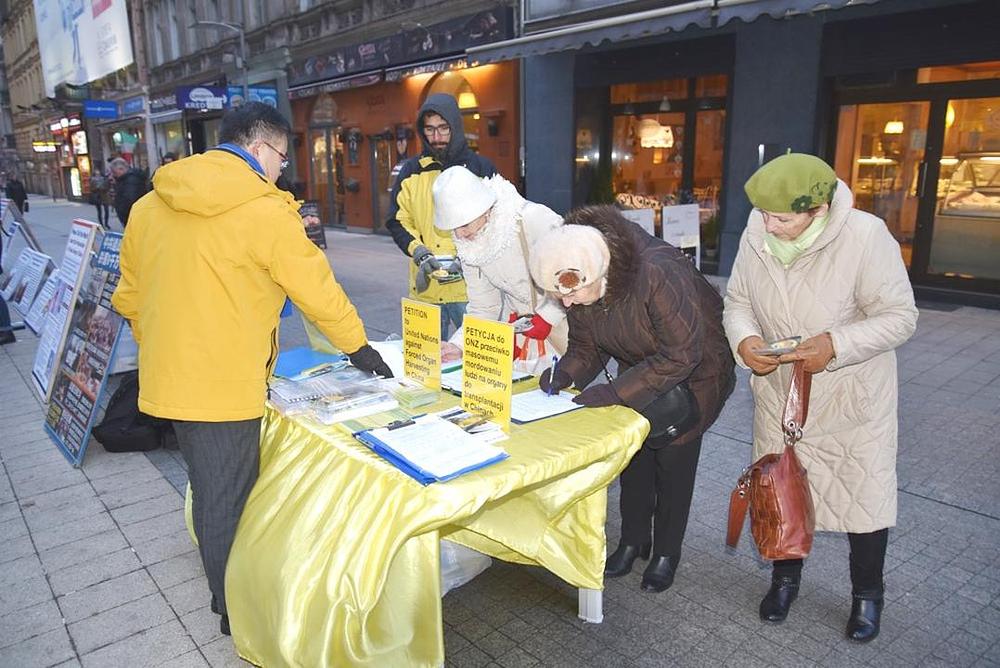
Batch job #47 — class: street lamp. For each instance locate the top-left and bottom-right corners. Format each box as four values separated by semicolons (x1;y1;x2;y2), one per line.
189;20;248;105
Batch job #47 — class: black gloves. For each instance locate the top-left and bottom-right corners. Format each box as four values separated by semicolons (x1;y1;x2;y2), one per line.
572;383;621;407
412;245;441;293
348;344;393;378
539;367;573;394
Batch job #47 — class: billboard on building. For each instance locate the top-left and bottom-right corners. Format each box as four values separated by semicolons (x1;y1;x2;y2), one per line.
33;0;135;97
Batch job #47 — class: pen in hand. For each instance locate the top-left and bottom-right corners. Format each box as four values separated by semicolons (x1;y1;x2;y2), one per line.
547;355;559;396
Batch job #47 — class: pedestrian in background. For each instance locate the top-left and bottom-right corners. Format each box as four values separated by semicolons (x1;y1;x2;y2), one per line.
531;208;736;593
5;174;27;214
88;162;112;229
108;158;148;228
385;93;496;338
112;102;391;637
432;165;567;373
724;153;918;642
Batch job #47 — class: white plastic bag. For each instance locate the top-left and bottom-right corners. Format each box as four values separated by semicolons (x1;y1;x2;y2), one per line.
440;539;491;596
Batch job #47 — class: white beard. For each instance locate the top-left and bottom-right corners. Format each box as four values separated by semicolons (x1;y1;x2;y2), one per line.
452;175;524;267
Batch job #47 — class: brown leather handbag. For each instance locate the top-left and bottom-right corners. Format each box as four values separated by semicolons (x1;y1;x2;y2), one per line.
726;360;815;560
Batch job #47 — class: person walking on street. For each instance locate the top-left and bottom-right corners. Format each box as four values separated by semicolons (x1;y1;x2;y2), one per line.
432;165;567;373
89;162;112;229
724;153;918;642
531;208;736;593
112;102;392;638
385;93;497;337
109;157;149;228
5;174;27;214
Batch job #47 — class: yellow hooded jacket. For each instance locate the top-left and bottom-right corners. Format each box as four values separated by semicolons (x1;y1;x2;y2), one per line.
112;149;368;422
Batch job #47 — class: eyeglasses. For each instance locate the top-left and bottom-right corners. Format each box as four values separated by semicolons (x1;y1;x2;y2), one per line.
260;140;289;171
423;123;451;138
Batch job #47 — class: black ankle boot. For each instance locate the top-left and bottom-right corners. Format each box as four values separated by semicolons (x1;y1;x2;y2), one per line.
846;590;883;643
759;575;800;622
220;614;231;636
640;555;679;593
211;595;221;615
604;542;651;577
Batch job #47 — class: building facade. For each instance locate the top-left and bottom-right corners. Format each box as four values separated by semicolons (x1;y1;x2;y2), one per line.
476;0;1000;304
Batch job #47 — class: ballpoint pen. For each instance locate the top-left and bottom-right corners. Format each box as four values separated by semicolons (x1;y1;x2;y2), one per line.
547;355;559;396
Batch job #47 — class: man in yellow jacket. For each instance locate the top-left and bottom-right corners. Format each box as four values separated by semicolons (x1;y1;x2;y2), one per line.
112;102;390;636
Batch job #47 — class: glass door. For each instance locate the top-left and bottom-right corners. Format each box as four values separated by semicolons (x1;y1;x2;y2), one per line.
369;134;394;234
309;126;345;228
928;97;1000;281
834;101;931;267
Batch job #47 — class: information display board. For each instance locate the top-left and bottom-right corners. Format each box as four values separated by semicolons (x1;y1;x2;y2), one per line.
401;298;441;391
461;315;514;432
44;232;126;466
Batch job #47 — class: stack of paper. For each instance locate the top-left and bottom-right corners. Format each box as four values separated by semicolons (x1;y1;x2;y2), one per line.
354;414;508;484
510;389;582;424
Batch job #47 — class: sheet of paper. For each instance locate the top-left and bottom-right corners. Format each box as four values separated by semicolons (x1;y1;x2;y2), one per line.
441;367;531;393
369;414;506;479
510;389;582;423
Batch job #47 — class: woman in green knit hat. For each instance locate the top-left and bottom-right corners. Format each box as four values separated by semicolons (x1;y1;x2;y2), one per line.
723;153;918;643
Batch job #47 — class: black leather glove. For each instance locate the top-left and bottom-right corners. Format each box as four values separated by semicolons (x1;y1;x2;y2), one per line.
539;367;573;394
412;244;441;293
572;383;621;407
348;344;393;378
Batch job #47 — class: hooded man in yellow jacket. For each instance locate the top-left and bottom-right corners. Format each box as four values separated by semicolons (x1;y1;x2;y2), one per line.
112;102;390;637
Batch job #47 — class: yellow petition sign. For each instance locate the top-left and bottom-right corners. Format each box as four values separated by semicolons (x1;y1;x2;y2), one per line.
461;315;514;432
402;299;441;391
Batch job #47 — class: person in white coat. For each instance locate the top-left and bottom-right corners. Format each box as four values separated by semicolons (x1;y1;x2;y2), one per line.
724;153;918;643
432;166;566;373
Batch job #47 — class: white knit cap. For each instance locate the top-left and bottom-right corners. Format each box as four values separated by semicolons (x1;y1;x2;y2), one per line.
529;225;610;295
432;166;497;231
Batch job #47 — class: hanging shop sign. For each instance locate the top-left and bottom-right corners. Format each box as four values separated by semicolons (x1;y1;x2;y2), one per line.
122;96;145;116
288;73;382;101
176;85;227;111
227;85;279;108
82;99;119;119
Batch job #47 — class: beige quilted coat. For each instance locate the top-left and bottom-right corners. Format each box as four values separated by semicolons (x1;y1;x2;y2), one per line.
723;181;918;533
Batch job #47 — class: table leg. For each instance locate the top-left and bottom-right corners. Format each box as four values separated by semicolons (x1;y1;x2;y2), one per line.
577;588;603;624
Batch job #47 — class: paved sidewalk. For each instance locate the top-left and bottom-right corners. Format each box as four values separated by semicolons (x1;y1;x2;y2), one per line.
1;200;998;667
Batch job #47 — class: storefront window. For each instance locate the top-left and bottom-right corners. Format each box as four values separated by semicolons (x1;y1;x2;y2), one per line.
161;121;185;158
424;72;480;152
833;101;930;267
929;97;1000;280
917;60;1000;85
694;109;725;256
611;78;688;105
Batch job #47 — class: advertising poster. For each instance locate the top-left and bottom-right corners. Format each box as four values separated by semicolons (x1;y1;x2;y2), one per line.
24;273;60;334
33;0;134;97
402;298;441;391
32;220;98;399
0;248;54;316
462;316;514;433
45;232;125;466
620;208;655;236
661;203;701;269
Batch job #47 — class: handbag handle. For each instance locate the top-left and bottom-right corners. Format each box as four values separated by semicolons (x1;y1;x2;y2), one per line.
782;360;812;445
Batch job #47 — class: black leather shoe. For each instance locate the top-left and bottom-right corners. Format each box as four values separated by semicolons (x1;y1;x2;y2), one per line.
604;543;651;578
640;555;679;593
220;614;231;636
846;591;883;643
759;576;800;623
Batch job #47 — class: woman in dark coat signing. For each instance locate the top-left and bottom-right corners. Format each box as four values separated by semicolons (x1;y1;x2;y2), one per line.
530;206;735;592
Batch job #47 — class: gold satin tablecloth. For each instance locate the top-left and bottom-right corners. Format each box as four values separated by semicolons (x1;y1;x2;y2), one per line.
224;391;648;667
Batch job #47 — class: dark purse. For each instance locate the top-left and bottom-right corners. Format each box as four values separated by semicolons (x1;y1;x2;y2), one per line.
603;362;700;444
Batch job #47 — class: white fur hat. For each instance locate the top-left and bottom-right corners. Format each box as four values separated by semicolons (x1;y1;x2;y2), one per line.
529;225;610;295
432;166;497;231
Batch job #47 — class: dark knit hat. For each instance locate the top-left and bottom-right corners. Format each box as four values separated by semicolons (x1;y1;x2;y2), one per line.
745;153;838;213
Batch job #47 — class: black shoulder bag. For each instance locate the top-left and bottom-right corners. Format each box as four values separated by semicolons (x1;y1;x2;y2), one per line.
603;362;700;444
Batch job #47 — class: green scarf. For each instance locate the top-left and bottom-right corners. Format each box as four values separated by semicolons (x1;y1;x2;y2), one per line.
765;214;829;267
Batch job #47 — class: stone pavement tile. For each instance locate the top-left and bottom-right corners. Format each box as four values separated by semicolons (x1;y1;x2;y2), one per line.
120;508;185;546
31;511;117;552
51;660;83;668
82;450;159;481
88;465;170;497
0;626;76;668
109;490;184;527
19;481;96;511
146;549;204;590
39;529;129;573
476;629;518;660
133;528;197;567
98;476;180;510
444;625;472;655
0;501;19;523
3;446;69;473
931;641;981;668
79;619;197;668
199;636;253;667
58;569;158;623
160;650;211;667
67;592;175;655
0;573;51;617
164;576;212;617
9;466;86;499
0;553;44;590
0;515;28;541
0;598;63;650
48;546;142;597
179;604;222;647
446;645;494;667
494;646;542;668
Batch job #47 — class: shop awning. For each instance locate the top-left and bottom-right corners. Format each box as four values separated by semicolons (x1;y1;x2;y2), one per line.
149;109;183;124
384;56;469;82
467;0;880;64
288;72;383;100
93;115;144;128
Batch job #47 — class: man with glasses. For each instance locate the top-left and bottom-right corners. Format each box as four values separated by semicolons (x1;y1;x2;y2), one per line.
113;102;391;637
386;93;497;337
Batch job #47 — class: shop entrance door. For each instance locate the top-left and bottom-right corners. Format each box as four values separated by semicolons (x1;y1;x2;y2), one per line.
309;126;345;228
368;134;394;235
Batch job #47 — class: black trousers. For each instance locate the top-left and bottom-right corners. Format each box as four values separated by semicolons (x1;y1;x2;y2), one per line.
174;418;261;616
93;202;110;229
618;436;702;557
773;528;888;593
